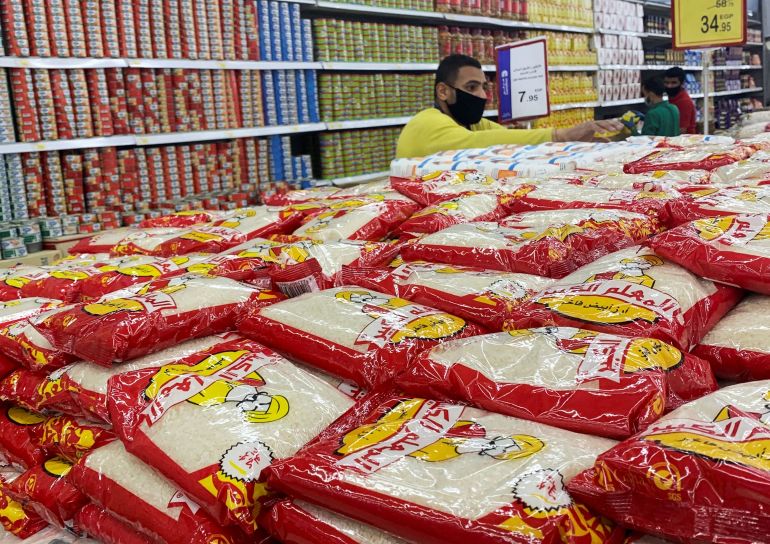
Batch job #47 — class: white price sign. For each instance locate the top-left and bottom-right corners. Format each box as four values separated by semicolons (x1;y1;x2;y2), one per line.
496;37;550;122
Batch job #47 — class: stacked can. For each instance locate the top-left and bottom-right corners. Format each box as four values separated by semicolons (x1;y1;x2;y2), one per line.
302;19;313;62
49;70;75;139
221;0;235;59
177;145;194;197
179;0;198;59
140;70;161;134
189;70;206;131
100;0;121;57
195;0;211;60
39;217;63;239
117;148;139;210
149;0;167;58
206;0;223;59
60;214;80;235
166;0;183;59
31;70;58;141
134;0;152;58
116;0;138;57
19;153;46;217
16;220;42;252
134;147;151;206
106;69;130;134
257;1;271;61
0;160;13;223
251;71;265;126
63;0;87;57
61;152;85;214
100;147;121;210
0;0;30;56
82;149;103;213
270;1;281;61
244;0;259;59
1;236;28;260
25;0;51;56
0;71;16;143
5;154;29;220
10;69;39;142
82;0;105;57
68;70;94;138
42;152;67;217
87;70;115;136
124;68;145;134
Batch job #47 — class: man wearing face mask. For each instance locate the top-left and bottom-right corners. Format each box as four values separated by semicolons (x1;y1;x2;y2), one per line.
664;67;696;134
396;54;624;158
640;75;680;137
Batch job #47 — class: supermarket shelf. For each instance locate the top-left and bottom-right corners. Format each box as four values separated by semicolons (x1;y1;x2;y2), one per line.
312;1;443;21
709;65;763;71
327;171;390;187
552;100;600;111
643;33;672;39
443;12;594;33
704;87;764;98
0;135;136;154
747;42;764;47
596;28;647;38
549;65;599;71
600;97;644;107
124;59;322;70
320;62;439;71
643;65;703;71
325;117;412;130
0;56;322;70
600;65;646;70
0;124;327;154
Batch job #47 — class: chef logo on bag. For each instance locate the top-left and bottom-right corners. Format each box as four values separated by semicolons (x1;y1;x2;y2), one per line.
694;215;770;246
335;290;466;346
535;255;682;325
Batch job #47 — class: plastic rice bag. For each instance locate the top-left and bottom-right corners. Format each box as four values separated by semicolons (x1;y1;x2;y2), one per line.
239;287;485;388
652;214;770;294
263;186;341;206
0;268;59;302
395;193;514;235
0;316;77;373
3;458;87;527
401;328;716;439
139;210;224;228
38;416;114;463
568;381;770;544
109;226;243;257
573;170;711;191
68;229;182;255
73;254;213;302
69;441;248;544
341;263;553;331
269;240;402;298
665;185;770;227
390;171;511;206
33;275;283;366
73;504;155;544
293;199;419;242
17;256;161;303
0;370;77;416
503;182;674;218
623;146;750;174
108;338;355;534
0;471;48;539
506;246;742;351
693;295;770;381
267;392;621;544
59;334;242;423
262;499;412;544
709;157;770;186
0;405;47;469
0;300;65;328
332;180;395;199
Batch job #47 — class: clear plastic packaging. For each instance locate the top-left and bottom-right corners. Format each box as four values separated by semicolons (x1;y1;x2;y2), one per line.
32;275;283;366
390;170;511;206
73;504;155;544
107;338;355;534
267;392;621;544
395;193;514;235
340;263;553;331
665;185;770;226
399;327;716;439
506;246;742;351
69;441;249;544
568;381;770;543
623;146;751;174
652;213;770;294
693;295;770;381
239;287;485;388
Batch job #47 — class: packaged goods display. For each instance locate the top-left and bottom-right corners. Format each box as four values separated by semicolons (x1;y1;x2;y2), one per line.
314;20;437;63
569;381;770;543
320;128;400;180
2;2;770;537
319;74;434;122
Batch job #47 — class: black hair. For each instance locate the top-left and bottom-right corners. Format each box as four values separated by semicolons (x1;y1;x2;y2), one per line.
642;75;666;97
664;66;686;83
435;54;482;97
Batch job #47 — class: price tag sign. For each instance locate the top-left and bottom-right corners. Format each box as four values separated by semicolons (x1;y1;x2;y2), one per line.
673;0;746;49
496;37;550;122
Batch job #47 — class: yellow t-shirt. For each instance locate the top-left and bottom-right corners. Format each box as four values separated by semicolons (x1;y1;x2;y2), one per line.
395;108;553;159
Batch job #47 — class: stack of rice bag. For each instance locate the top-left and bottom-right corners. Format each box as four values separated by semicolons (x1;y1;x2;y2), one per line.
2;132;770;543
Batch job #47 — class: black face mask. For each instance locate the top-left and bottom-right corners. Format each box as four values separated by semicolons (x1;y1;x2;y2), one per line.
666;85;682;97
446;86;487;128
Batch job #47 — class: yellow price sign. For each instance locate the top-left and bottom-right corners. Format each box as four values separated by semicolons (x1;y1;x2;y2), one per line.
673;0;747;49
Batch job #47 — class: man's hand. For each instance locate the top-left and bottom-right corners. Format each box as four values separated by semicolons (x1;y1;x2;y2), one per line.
553;119;625;142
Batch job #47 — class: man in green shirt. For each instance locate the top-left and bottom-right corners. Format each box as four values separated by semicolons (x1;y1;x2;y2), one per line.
396;55;623;158
641;76;681;137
